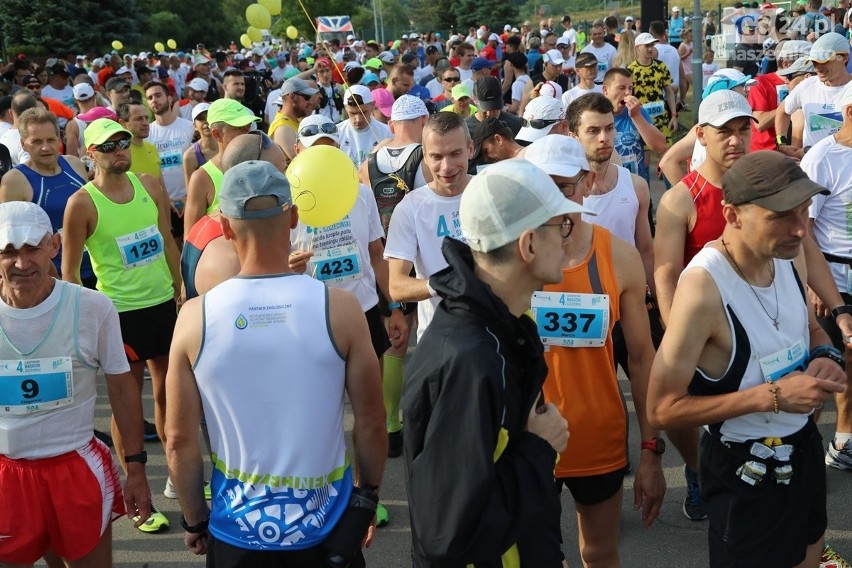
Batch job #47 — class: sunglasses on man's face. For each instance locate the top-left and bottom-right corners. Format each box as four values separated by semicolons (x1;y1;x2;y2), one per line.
299;123;338;137
94;138;132;153
443;76;461;82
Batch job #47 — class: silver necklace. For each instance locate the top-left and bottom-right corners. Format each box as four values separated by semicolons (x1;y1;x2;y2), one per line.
721;239;780;330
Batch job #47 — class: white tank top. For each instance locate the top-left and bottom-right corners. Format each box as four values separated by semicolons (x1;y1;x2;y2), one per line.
684;247;810;442
0;283;99;459
582;165;639;245
193;274;352;550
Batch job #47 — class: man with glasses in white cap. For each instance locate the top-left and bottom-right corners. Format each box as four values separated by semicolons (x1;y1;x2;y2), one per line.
184;98;260;239
403;158;582;567
61;118;181;534
776;32;852;154
525;133;665;566
338;85;391;167
0;201;152;567
166;160;386;566
649;151;846;567
515;96;570;148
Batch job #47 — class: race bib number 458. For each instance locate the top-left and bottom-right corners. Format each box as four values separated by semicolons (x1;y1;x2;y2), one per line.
532;292;610;348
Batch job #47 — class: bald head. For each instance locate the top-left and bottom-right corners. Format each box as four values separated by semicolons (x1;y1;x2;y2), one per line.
222;132;288;172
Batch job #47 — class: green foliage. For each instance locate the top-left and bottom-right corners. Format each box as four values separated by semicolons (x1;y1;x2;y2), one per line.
450;0;519;32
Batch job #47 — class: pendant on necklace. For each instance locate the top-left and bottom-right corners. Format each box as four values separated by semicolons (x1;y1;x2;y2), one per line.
772;319;779;331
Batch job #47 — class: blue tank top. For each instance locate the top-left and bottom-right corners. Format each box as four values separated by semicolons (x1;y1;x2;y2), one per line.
17;156;94;280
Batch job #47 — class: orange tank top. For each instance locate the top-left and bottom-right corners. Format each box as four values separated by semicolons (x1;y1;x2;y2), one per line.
541;225;628;477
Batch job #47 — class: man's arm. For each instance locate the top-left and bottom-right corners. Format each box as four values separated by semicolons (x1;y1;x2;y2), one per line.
140;173;182;296
60;189;95;284
632;174;655;293
273;124;298;161
369;239;409;350
388;258;432;302
658;125;697;185
164;298;209;555
629;103;668;154
665;84;678;132
774;98;793;143
106;370;152;527
803;228;852;338
614;240;665;527
653;184;691;325
65;120;81;157
752;109;777;132
0;168;34;202
183;168;213;241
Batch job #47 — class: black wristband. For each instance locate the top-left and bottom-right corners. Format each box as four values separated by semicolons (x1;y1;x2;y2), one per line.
180;514;210;534
124;450;147;464
809;344;846;371
831;305;852;320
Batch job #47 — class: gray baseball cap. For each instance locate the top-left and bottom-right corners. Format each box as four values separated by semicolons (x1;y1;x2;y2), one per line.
280;77;319;96
219;161;292;220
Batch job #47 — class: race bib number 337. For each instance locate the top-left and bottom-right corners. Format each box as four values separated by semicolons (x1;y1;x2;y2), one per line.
532;292;610;347
0;357;73;415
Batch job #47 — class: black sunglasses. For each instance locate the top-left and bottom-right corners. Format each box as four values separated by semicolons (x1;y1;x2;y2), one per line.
299;123;338;137
521;118;559;129
443;76;461;82
94;138;132;153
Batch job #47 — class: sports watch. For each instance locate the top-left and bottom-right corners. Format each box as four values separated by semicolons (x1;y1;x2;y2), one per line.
641;437;666;455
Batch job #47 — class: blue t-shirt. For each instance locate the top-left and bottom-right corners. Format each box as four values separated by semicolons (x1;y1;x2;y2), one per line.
614;106;651;183
669;16;684;43
527;50;542;73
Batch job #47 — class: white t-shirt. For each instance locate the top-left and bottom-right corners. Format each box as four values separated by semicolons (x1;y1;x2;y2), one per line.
415;64;433;85
802;135;852;292
655;43;681;88
458;67;473;82
0;122;12;139
265;87;282;124
147;117;195;200
0;129;28;166
562;28;578;55
562;83;603;108
292;184;385;311
581;43;617;83
784;76;846;147
702;62;720;89
384;185;466;339
41;85;75;112
338;118;392;167
169;67;189;97
426;77;443;98
316;84;342;123
512;75;530;103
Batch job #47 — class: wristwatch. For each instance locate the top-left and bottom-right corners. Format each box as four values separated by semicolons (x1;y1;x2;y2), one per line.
831;304;852;321
387;302;403;311
180;515;210;534
124;450;148;464
641;437;666;455
809;344;846;371
776;134;789;148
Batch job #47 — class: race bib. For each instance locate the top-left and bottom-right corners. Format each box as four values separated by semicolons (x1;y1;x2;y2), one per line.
642;100;665;118
116;224;165;268
846;265;852;295
0;357;73;416
804;102;842;138
758;338;807;383
312;244;362;284
621;152;639;174
776;84;789;105
597;61;608;75
160;153;182;170
532;292;609;348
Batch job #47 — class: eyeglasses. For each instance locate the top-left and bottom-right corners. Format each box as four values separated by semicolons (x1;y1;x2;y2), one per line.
443;76;461;82
555;173;586;197
521;118;559;129
93;138;132;153
539;216;574;239
298;123;338;137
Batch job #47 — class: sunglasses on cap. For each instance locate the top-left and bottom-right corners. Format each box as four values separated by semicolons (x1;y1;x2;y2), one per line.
299;123;338;137
93;138;132;153
521;118;560;129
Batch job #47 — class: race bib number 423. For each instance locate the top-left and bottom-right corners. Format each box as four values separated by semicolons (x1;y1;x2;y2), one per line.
0;357;73;416
532;292;610;348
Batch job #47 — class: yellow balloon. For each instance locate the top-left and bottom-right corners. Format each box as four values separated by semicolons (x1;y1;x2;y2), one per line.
286;146;359;228
154;42;165;52
247;26;263;43
111;40;123;51
286;26;299;40
240;34;253;49
246;4;272;30
167;39;177;49
259;0;281;16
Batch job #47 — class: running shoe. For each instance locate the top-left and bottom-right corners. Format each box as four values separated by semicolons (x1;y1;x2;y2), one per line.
164;478;212;500
682;464;707;521
143;420;159;441
388;429;403;458
376;502;389;527
821;543;852;568
826;439;852;471
135;505;170;533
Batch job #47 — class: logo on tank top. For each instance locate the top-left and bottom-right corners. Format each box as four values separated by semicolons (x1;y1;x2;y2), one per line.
235;314;248;329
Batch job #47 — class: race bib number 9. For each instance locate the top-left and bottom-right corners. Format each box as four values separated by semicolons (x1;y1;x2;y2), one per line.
532;292;610;347
312;244;362;284
116;224;165;268
0;357;73;416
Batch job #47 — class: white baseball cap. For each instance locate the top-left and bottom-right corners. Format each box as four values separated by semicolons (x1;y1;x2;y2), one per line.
698;90;756;127
807;32;850;63
72;83;95;101
517;96;565;143
524;135;591;179
188;77;209;92
344;84;374;106
542;49;566;66
776;40;812;60
635;33;659;46
460;159;592;252
0;202;53;250
297;114;340;147
191;102;211;121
